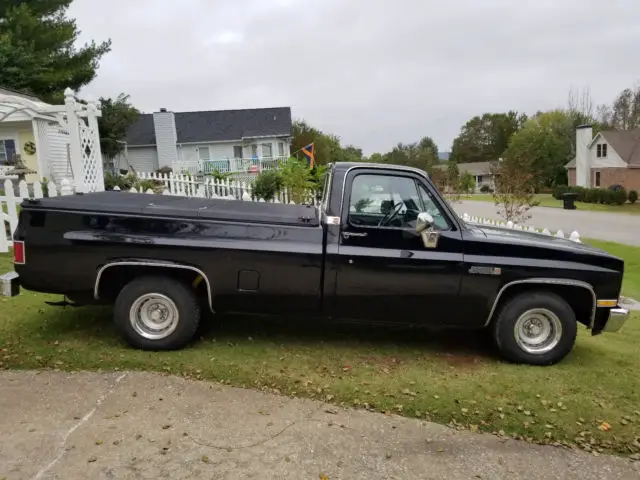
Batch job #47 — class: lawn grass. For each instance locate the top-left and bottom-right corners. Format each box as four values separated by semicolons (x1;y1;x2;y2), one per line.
463;194;640;215
1;242;639;455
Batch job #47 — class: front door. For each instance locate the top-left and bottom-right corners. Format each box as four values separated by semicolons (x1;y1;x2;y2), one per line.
333;170;465;325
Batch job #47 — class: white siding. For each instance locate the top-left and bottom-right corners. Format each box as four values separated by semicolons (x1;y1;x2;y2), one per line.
44;122;72;186
127;147;159;172
589;137;627;168
152;111;178;168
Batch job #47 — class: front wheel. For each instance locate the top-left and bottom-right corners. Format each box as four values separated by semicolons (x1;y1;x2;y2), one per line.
491;291;577;365
114;276;201;350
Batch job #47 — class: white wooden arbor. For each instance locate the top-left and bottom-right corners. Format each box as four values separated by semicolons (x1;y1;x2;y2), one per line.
0;88;104;192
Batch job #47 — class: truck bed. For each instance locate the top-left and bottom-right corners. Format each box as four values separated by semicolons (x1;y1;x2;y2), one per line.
24;191;320;227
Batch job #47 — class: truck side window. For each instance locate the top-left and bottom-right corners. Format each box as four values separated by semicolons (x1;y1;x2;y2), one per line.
348;174;425;229
418;184;450;230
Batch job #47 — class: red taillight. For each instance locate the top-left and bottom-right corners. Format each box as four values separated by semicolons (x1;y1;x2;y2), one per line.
13;241;25;264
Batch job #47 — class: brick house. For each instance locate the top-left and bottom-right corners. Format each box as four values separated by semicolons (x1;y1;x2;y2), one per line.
565;125;640;190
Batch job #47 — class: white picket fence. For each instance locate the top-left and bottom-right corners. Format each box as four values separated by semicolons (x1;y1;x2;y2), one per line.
460;212;581;243
1;178;76;253
131;172;316;204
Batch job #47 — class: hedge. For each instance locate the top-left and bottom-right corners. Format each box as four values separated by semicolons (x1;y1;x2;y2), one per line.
552;185;627;205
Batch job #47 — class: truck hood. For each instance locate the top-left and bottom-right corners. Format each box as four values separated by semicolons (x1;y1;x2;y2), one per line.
466;224;623;271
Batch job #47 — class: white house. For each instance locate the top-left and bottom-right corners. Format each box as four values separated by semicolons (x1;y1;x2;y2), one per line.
0;87;72;185
119;107;293;174
565;125;640;190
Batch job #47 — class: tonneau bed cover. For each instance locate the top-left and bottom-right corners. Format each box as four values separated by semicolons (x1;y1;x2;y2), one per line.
23;191;320;227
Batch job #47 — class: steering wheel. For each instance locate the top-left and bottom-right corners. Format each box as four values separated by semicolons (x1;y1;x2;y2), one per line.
378;202;404;227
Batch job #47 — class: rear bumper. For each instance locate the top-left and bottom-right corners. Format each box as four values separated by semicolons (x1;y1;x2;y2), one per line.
602;307;629;333
0;271;20;297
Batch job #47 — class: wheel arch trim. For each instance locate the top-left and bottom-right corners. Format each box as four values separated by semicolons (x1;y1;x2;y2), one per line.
94;260;214;312
484;278;596;328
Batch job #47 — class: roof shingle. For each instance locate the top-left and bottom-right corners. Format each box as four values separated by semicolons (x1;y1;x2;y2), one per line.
126;107;292;146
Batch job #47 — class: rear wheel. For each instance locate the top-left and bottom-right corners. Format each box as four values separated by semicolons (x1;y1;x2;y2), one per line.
114;276;201;350
491;291;577;365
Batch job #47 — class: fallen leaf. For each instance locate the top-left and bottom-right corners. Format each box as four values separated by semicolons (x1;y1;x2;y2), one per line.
470;425;479;432
437;448;444;453
161;424;171;430
201;455;210;463
87;456;97;463
598;422;611;432
385;453;392;459
95;440;103;446
319;474;329;480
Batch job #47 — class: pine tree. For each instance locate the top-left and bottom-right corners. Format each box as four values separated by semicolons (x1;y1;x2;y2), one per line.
0;0;111;102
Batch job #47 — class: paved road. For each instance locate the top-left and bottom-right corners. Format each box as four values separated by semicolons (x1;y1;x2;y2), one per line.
453;201;640;246
1;371;638;480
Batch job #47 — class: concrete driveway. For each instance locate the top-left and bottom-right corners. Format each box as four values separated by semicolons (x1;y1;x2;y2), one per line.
1;371;638;480
453;201;640;245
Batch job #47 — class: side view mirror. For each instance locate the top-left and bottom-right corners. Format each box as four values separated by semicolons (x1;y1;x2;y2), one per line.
416;212;434;233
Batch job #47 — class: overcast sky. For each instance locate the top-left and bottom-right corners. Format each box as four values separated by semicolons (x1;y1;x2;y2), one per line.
69;0;640;154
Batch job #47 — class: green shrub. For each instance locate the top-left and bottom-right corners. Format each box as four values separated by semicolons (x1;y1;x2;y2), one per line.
480;184;493;194
629;190;638;204
571;186;586;202
552;184;569;200
281;158;315;204
138;179;165;193
252;170;283;202
613;188;627;205
584;188;599;204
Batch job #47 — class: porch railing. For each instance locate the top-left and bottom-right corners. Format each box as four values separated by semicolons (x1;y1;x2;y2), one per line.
174;156;289;175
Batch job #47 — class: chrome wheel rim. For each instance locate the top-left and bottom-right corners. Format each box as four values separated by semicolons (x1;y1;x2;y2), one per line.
514;308;562;355
130;293;179;340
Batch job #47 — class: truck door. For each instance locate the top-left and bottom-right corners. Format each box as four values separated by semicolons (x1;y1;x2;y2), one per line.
332;168;465;325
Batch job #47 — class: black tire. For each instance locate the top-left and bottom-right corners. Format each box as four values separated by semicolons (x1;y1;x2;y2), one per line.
114;275;201;350
491;290;577;365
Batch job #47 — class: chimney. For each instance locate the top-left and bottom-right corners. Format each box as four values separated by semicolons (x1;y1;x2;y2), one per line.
575;124;592;187
153;108;178;169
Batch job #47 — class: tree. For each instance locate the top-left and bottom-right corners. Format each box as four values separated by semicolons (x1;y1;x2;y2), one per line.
368;152;384;163
380;136;438;172
446;160;459;190
504;109;605;188
491;159;539;223
342;145;363;163
450;112;527;164
0;0;112;103
280;157;315;204
290;119;362;166
458;171;475;194
98;94;140;159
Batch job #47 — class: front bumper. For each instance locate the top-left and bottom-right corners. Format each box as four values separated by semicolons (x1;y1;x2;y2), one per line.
0;271;20;297
602;306;630;333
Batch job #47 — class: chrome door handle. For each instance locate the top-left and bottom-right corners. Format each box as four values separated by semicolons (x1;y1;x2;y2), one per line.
342;231;368;239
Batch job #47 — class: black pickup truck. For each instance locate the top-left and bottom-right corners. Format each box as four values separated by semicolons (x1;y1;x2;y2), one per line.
3;162;630;365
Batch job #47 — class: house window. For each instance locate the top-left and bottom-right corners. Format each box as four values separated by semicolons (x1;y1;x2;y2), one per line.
251;145;258;158
233;146;243;159
261;143;273;158
602;144;607;157
0;139;17;164
597;144;608;158
198;146;210;162
278;142;285;157
595;171;601;187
